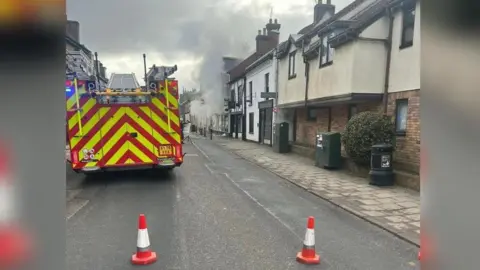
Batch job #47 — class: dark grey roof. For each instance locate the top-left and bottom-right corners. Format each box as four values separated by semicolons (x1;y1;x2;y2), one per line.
245;49;275;73
329;0;410;48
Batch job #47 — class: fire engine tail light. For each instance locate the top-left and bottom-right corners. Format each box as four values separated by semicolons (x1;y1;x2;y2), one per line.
174;145;182;162
71;151;79;164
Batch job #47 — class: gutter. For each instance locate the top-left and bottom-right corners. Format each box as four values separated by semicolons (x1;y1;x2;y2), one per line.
383;7;394;114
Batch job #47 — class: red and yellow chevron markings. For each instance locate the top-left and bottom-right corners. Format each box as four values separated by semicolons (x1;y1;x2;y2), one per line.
66;80;182;169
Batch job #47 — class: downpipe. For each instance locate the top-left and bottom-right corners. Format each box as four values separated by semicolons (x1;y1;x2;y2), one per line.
383;7;394;114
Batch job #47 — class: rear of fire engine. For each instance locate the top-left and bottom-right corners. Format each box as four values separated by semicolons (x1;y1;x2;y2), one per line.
65;71;184;174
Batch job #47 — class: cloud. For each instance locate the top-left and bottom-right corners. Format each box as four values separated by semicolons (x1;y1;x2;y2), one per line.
66;0;354;89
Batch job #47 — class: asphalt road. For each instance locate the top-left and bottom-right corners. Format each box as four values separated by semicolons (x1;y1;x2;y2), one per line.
66;138;419;270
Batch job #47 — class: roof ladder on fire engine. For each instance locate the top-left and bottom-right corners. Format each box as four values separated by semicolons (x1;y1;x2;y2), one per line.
164;79;172;133
73;77;84;136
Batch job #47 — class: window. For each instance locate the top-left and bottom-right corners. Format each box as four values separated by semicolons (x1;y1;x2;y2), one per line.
248;81;253;105
348;105;358;120
307;107;317;122
230;89;235;103
395;99;409;135
248;113;254;134
264;73;270;93
400;1;416;48
237;85;243;105
319;32;335;67
288;51;296;79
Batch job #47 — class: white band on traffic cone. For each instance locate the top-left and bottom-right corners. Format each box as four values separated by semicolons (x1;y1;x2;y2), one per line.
137;228;151;250
0;181;15;223
303;228;315;247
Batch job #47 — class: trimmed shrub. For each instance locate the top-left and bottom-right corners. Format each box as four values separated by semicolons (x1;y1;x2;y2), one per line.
341;111;395;166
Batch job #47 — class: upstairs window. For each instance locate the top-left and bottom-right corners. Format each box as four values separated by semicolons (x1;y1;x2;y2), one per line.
237;85;243;105
264;73;270;93
400;1;416;48
248;81;253;105
288;51;296;79
230;89;235;103
319;32;335;67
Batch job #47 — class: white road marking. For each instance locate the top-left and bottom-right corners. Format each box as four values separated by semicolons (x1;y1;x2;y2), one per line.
184;153;198;157
66;199;89;220
195;139;303;240
191;140;212;162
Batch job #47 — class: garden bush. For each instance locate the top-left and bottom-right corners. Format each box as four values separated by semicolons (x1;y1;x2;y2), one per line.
341;111;395;166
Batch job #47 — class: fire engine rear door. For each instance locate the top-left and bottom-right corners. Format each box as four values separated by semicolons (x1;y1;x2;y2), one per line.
97;105;128;167
125;103;156;165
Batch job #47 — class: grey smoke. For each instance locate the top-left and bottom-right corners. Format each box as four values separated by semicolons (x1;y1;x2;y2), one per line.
66;0;354;121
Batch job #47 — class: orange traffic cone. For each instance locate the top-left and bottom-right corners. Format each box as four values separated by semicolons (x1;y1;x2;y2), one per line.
0;142;32;268
296;216;320;265
131;214;157;265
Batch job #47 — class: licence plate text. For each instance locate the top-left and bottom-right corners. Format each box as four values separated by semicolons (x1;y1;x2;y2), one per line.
159;145;173;156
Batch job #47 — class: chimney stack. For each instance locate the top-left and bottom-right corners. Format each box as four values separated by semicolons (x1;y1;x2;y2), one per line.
256;18;281;53
66;20;80;42
313;0;335;23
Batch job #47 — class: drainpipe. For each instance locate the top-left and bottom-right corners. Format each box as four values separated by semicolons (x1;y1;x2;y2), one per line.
302;39;309;108
383;7;394;114
303;57;310;108
242;76;247;141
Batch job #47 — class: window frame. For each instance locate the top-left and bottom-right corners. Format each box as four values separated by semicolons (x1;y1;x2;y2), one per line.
248;81;253;105
348;104;358;120
237;85;243;106
264;73;270;93
395;99;409;135
319;32;334;68
306;107;317;122
288;51;296;79
248;112;254;134
400;1;416;49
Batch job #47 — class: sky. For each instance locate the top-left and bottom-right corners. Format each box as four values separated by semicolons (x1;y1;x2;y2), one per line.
66;0;354;92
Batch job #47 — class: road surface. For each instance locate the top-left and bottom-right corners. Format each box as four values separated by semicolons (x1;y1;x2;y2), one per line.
66;138;419;269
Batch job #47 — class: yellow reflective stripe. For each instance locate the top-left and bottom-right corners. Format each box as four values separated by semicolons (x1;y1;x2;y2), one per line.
106;143;129;165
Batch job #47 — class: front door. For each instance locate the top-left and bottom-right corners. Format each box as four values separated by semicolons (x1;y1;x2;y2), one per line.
263;108;273;145
259;109;265;143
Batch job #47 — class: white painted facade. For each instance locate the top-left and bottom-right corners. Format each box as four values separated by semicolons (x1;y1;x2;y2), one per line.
277;40;306;106
388;0;420;92
308;0;420;98
245;53;277;142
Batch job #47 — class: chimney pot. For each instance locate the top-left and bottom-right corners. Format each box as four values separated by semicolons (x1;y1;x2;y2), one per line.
263;28;267;35
258;30;261;35
269;18;273;23
274;18;278;23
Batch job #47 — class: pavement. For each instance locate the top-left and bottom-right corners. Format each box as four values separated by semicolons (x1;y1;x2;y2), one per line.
66;138;419;270
209;135;421;246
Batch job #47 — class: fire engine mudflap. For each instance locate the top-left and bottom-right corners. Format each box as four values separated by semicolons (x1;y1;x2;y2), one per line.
66;74;184;174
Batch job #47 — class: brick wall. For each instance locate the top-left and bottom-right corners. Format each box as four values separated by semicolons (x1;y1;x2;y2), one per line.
295;107;329;147
294;102;382;147
386;90;420;173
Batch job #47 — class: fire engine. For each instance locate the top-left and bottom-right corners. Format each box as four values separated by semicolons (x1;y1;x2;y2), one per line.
66;67;184;174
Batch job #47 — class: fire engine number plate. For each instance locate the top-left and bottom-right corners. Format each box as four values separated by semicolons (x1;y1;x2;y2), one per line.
159;145;173;156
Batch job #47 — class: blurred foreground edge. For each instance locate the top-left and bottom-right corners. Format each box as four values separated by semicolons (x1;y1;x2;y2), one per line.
0;24;64;62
